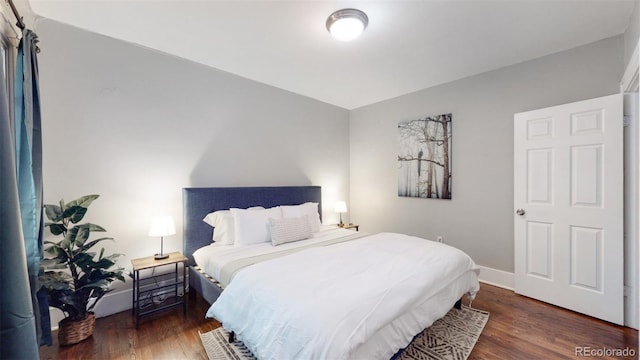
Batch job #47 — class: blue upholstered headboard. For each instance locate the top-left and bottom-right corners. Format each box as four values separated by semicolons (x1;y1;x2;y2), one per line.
182;186;322;265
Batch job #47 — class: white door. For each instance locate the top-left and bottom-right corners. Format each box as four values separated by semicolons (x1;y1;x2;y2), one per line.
514;94;624;325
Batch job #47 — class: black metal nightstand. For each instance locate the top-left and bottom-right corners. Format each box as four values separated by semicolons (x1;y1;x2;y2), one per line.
131;252;187;328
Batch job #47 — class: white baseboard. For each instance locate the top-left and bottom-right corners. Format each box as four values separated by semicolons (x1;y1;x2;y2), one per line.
93;288;133;318
49;288;134;331
50;269;515;331
52;265;638;330
475;266;640;329
477;265;515;290
93;275;189;318
50;268;519;329
48;273;189;330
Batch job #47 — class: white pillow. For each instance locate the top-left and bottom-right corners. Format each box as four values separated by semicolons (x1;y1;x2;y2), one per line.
203;210;234;244
231;206;283;247
269;215;312;246
281;202;321;232
203;207;264;245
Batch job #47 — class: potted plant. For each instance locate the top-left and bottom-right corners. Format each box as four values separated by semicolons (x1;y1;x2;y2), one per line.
39;194;125;345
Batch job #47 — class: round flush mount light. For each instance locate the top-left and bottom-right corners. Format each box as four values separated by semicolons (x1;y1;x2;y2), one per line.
326;8;369;42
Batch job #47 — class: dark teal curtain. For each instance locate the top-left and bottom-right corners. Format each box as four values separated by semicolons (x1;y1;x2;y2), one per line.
0;29;49;359
15;29;51;348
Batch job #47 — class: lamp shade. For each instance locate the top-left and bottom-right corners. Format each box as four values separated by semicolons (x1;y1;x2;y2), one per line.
148;216;176;237
334;201;347;213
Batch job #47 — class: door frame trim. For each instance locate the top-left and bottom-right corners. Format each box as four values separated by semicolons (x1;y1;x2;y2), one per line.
621;38;639;329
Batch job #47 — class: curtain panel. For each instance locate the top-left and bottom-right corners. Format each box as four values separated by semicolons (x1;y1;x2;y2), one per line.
0;29;50;359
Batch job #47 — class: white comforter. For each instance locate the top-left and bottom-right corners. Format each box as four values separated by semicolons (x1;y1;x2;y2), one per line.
206;232;479;360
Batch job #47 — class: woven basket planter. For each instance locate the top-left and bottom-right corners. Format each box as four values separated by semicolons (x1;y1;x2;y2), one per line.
58;312;95;346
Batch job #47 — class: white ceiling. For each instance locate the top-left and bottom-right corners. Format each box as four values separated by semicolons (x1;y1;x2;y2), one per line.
28;0;636;109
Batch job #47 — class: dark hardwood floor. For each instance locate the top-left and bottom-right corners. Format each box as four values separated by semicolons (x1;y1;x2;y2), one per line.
40;283;638;359
470;284;637;359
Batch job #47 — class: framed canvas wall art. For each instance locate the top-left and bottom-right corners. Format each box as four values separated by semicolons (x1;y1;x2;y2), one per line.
398;113;452;199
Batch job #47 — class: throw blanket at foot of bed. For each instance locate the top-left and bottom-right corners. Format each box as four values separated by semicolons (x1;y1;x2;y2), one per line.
206;232;480;360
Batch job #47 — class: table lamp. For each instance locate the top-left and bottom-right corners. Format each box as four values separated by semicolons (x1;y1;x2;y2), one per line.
148;215;175;260
335;201;347;226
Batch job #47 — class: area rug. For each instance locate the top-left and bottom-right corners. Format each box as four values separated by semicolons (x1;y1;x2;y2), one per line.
396;305;489;360
199;305;489;360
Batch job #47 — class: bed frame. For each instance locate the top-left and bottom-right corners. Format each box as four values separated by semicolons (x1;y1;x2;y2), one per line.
182;186;322;304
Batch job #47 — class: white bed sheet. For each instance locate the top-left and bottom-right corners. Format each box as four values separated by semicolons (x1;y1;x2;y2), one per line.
193;225;356;282
203;231;480;360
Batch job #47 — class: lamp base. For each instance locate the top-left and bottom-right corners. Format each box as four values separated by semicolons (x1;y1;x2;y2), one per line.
154;253;169;260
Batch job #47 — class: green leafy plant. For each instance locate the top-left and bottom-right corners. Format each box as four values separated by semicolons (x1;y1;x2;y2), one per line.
39;194;125;321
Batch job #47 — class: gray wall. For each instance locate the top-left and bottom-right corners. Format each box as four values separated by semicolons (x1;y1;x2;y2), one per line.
624;0;640;70
349;36;624;272
36;19;350;294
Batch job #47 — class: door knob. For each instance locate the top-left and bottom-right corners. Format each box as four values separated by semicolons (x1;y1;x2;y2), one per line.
516;208;526;216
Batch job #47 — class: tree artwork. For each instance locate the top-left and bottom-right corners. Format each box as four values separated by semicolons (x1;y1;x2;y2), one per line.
398;113;452;199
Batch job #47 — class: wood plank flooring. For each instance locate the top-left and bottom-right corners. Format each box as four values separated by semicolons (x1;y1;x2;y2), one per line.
40;283;638;359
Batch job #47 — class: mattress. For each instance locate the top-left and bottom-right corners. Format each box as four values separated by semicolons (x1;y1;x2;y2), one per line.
197;229;480;360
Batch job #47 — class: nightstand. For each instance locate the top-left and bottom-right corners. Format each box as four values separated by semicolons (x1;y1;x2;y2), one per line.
131;251;187;329
339;223;359;231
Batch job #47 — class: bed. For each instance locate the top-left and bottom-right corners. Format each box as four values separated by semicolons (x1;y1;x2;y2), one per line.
183;186;480;360
183;186;324;303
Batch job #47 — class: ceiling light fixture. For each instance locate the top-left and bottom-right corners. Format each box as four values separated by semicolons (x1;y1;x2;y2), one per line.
326;8;368;42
